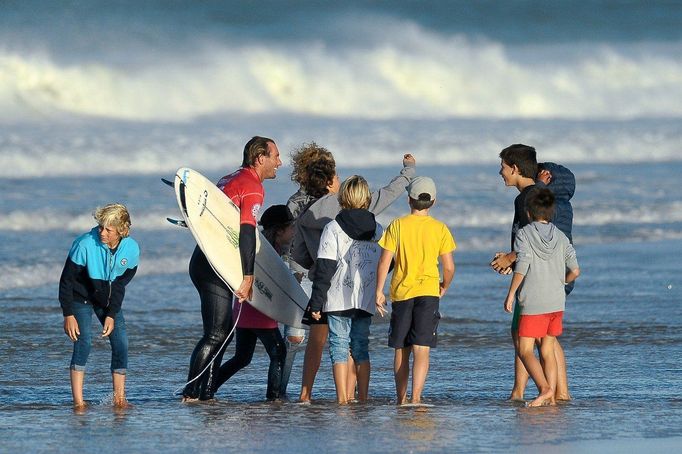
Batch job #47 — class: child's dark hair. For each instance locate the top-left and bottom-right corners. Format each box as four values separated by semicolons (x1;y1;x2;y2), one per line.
526;187;555;222
499;144;538;179
408;194;435;211
262;223;290;250
259;204;293;251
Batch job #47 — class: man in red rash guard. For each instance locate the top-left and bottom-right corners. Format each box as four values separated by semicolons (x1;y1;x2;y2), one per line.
182;136;282;402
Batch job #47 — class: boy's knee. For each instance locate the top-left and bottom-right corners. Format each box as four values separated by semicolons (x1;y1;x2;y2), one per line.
328;341;349;365
350;339;370;363
517;341;535;358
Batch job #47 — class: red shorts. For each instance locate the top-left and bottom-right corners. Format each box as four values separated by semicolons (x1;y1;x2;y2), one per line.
518;311;564;338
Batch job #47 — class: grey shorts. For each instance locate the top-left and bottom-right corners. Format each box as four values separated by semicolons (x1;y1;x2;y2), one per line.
388;296;440;348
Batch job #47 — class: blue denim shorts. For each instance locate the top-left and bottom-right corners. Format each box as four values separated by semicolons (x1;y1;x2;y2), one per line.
69;302;128;374
327;314;371;365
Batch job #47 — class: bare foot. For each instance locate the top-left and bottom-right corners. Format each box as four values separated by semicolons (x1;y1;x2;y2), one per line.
508;391;525;402
73;401;88;413
113;396;132;409
181;396;199;403
527;389;554;407
555;392;572;401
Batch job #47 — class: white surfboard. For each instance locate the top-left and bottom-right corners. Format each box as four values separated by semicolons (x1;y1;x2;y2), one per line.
173;167;308;329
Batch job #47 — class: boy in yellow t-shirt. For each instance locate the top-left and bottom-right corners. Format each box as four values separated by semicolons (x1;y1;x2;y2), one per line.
376;176;456;405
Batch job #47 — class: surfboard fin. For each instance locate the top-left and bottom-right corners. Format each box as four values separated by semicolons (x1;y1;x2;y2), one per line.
166;217;188;228
161;177;175;188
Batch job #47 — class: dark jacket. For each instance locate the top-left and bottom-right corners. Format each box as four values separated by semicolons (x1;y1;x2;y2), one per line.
538;162;575;242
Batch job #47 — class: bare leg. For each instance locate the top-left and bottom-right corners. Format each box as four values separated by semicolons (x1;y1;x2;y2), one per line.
346;354;357;401
539;336;558;406
394;348;411;405
299;324;328;402
355;360;370;402
411;345;430;404
517;337;553;407
332;362;349;404
510;329;530;401
70;369;85;408
112;372;131;408
554;340;571;401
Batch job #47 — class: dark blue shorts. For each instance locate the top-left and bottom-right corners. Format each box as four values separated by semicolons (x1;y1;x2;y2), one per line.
388;296;440;348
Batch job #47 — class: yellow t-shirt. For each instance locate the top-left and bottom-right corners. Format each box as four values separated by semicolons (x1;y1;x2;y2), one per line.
378;214;456;302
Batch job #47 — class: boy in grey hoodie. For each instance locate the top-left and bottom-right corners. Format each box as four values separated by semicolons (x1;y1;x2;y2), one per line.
503;188;580;407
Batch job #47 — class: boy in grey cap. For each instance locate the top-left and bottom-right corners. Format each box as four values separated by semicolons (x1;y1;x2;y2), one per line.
376;176;456;405
503;187;580;407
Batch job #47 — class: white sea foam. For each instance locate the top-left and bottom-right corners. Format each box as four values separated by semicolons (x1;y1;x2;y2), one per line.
1;116;680;178
1;23;681;123
3;201;681;233
0;210;176;232
0;255;188;291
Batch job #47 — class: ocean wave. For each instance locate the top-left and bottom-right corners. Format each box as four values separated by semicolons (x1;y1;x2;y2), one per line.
1;24;681;122
0;256;189;291
1;116;680;178
3;202;681;233
0;210;176;232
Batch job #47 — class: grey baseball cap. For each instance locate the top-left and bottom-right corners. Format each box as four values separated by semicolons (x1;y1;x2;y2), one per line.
407;176;437;201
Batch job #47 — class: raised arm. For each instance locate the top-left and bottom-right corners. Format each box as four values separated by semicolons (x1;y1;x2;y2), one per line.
368;154;416;215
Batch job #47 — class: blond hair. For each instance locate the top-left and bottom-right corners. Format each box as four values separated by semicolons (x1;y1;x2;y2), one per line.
338;175;371;210
94;203;132;237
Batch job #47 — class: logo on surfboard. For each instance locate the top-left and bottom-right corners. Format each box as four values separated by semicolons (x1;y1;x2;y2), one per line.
254;278;273;301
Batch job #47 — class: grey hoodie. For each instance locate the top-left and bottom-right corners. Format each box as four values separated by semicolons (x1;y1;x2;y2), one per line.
514;221;579;315
291;162;415;275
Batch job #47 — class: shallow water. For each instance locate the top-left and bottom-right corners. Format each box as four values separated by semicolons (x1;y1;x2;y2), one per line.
1;163;681;452
2;1;682;450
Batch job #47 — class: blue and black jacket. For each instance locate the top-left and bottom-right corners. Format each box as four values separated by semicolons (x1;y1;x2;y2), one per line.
537;162;575;242
59;227;140;317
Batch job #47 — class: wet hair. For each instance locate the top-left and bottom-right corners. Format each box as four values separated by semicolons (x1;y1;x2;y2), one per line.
408;195;435;211
526;187;555;222
338;175;371;210
94;203;131;237
499;144;538;179
241;136;275;168
289;142;336;198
